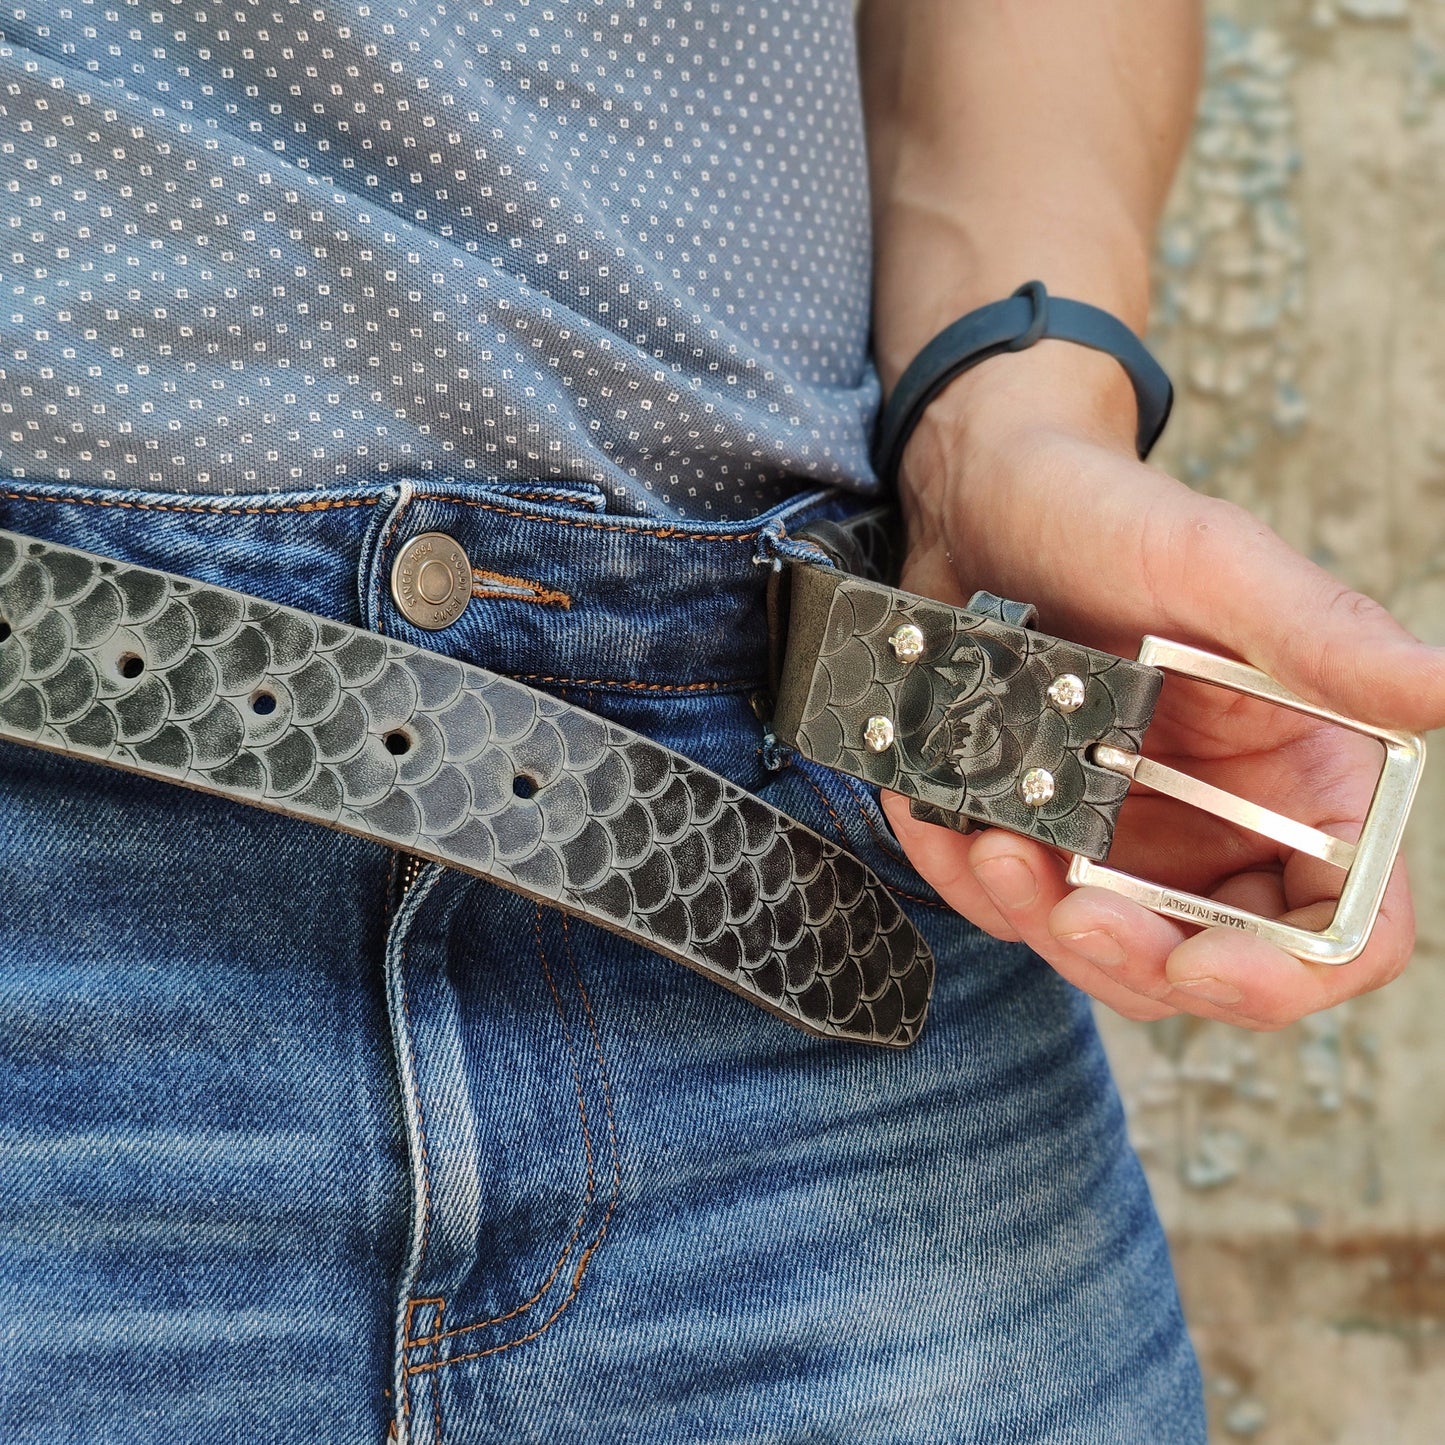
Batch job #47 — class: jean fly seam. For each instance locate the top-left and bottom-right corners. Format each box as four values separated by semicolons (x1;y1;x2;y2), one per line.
392;900;438;1432
832;774;953;895
834;773;914;869
400;946;436;1281
405;1210;617;1374
406;904;599;1349
404;913;622;1375
560;913;623;1269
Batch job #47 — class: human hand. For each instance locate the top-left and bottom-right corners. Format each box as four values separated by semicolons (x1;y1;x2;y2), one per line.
882;344;1445;1029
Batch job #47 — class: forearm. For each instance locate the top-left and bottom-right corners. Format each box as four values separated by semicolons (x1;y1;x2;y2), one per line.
858;0;1203;411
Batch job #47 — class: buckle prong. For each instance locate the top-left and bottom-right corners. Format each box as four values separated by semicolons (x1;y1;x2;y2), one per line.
1090;744;1357;871
1066;638;1426;965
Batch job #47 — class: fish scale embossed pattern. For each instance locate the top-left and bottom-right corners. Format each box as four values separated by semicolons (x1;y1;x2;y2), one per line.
777;569;1164;861
0;531;932;1046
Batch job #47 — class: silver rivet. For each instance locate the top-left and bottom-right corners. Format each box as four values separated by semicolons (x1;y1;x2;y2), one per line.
1047;673;1086;714
391;532;473;630
888;622;925;663
863;715;895;753
1020;768;1056;808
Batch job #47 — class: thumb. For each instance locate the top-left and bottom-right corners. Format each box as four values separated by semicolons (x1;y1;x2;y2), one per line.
1162;494;1445;734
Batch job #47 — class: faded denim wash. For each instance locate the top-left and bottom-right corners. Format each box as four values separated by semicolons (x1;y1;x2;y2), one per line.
0;478;1206;1442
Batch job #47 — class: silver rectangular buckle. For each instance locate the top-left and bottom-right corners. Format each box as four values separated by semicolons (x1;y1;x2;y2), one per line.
1066;638;1427;965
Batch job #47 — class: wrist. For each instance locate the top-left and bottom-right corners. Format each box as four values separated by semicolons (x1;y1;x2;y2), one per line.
869;201;1156;392
899;338;1144;497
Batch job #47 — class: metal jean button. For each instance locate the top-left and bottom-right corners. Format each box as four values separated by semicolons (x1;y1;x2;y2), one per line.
390;532;473;630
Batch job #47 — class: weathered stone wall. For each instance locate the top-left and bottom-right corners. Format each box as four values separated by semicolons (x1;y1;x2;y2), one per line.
1102;5;1445;1440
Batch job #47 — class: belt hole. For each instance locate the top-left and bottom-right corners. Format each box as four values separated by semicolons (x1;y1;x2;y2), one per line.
384;730;412;756
0;620;10;643
251;690;277;716
512;774;538;799
118;653;145;680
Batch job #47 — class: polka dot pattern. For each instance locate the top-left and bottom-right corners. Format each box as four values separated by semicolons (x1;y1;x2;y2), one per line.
0;0;879;517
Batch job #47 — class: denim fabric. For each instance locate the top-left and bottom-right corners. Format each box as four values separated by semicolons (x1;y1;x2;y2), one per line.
0;479;1206;1443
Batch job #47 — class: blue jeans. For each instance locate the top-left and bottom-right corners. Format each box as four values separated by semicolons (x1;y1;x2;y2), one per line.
0;478;1205;1443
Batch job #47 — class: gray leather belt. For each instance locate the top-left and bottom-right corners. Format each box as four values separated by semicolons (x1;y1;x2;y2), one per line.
0;521;1424;1047
773;555;1162;862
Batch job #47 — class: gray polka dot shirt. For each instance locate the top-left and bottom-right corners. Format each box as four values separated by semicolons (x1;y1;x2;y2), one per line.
0;1;880;518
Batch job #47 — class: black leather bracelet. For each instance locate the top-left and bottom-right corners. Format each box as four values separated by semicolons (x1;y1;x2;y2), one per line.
872;280;1174;486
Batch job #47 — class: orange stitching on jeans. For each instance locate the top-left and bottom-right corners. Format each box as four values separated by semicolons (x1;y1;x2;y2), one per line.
405;915;623;1372
405;907;598;1350
494;489;605;506
834;775;906;863
798;766;847;838
431;1309;444;1445
404;1297;447;1350
0;489;381;516
470;568;571;610
404;1229;609;1375
416;492;763;544
836;776;946;910
561;913;622;1243
511;673;749;694
402;1299;446;1441
0;487;765;541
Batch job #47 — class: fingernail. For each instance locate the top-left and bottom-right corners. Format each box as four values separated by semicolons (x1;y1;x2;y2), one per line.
974;856;1037;910
1171;976;1243;1007
1059;930;1126;968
